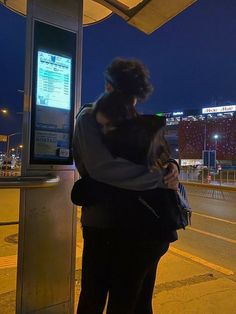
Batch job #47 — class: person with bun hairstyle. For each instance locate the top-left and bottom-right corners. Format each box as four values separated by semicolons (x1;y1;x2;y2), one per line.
73;58;179;314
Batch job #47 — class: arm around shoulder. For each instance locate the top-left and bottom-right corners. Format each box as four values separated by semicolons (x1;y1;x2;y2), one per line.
73;108;166;190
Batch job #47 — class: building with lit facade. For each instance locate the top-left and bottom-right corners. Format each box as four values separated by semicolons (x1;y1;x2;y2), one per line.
163;104;236;166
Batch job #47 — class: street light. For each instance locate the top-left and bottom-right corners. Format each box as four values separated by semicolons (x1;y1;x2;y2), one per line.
203;117;207;150
213;134;219;150
1;107;24;115
0;108;8;115
6;132;22;160
16;145;23;158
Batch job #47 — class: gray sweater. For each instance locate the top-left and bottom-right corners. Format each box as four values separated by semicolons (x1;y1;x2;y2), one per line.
72;107;168;227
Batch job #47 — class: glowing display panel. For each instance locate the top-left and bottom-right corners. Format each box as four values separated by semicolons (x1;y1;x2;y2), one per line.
30;21;76;165
34;51;72;161
37;51;72;110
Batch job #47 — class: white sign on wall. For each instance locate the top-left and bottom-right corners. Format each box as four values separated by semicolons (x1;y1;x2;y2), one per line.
202;105;236;114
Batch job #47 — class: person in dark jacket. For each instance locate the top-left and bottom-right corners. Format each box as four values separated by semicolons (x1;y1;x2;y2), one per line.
72;89;184;232
93;90;170;170
73;58;179;314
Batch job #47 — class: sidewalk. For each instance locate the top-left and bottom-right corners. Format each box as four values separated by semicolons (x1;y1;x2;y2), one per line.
0;243;235;313
152;250;236;314
74;239;236;314
0;205;235;314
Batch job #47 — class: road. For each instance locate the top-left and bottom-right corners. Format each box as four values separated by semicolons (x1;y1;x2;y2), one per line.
0;186;235;313
154;186;236;313
175;189;236;272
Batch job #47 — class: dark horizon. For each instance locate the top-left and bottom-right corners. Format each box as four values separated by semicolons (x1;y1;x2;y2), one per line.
1;0;236;143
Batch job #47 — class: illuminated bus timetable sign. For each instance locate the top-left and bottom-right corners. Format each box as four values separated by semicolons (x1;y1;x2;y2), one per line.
37;51;71;110
32;50;73;162
202;105;236;114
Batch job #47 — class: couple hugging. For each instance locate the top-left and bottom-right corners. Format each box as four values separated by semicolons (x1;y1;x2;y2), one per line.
72;89;184;233
73;58;190;314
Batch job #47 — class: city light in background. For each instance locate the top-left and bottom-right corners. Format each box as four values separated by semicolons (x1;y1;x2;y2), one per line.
0;108;8;115
0;106;23;157
213;134;219;150
0;1;236;175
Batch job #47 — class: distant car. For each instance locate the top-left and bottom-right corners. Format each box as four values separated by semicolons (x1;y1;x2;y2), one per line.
1;161;12;170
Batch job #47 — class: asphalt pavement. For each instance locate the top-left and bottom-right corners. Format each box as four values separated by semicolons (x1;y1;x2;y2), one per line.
0;187;236;314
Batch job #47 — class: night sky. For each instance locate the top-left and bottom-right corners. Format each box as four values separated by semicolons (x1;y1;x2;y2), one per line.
0;0;236;140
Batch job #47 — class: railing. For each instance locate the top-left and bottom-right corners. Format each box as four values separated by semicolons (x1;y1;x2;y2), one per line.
0;175;60;227
182;180;236;202
0;170;21;177
0;175;60;188
180;167;236;186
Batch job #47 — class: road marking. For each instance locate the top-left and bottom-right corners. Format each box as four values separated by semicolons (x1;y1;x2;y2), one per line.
193;212;236;225
170;247;234;276
188;226;236;244
0;255;17;270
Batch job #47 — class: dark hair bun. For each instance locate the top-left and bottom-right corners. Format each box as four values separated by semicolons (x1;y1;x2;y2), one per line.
105;58;153;101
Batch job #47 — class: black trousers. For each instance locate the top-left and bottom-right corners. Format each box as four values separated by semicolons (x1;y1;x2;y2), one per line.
77;227;169;314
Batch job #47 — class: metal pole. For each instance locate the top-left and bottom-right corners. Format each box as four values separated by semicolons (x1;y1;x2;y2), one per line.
204;117;207;150
6;132;22;160
6;135;10;160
